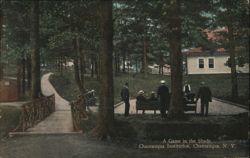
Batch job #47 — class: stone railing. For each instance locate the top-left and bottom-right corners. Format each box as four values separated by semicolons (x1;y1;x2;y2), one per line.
71;91;95;131
13;95;55;132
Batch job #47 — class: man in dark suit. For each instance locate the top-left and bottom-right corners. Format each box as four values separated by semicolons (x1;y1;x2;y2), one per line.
196;82;212;116
121;82;130;116
157;80;170;118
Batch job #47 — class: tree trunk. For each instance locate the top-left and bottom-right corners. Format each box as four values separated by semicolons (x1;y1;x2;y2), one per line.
95;56;100;80
96;0;114;139
142;35;147;76
17;59;22;99
225;1;239;101
79;51;85;91
26;54;31;91
91;54;95;78
159;53;164;75
59;56;63;74
167;0;184;119
73;40;84;93
21;52;26;96
114;50;118;75
228;25;238;101
115;53;121;75
127;56;130;73
117;54;120;73
73;57;83;92
135;59;138;73
122;52;126;73
0;6;3;80
30;0;41;99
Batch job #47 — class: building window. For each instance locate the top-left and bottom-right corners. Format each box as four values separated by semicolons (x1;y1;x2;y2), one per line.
198;58;204;68
208;58;214;68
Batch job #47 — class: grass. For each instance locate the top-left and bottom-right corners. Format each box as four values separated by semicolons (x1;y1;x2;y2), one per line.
50;69;249;106
0;106;21;138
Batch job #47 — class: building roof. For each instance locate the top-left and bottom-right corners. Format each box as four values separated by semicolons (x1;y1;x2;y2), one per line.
185;47;229;57
185;28;229;57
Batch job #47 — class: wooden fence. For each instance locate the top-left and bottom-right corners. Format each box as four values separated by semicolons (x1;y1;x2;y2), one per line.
71;91;96;131
13;95;55;132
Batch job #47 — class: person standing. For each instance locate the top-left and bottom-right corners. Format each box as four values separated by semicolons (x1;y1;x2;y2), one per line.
121;82;130;116
196;81;212;116
183;80;195;102
157;80;170;118
183;80;191;94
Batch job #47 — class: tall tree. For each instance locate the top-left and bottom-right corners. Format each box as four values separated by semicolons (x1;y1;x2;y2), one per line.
0;1;3;80
96;0;114;139
167;0;184;118
30;0;41;99
214;0;249;101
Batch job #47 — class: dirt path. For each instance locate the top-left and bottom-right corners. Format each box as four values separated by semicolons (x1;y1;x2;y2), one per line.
26;73;74;134
115;98;248;115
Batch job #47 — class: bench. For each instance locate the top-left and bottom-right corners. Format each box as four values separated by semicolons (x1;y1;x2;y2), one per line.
136;100;160;114
136;98;197;114
84;91;96;107
77;90;96;110
184;101;197;113
183;93;197;113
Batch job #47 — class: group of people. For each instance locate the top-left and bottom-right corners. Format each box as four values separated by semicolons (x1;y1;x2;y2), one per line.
120;80;212;117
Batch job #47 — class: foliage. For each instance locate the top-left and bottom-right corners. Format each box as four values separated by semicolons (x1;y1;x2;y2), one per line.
225;56;246;67
0;106;21;138
213;0;249;59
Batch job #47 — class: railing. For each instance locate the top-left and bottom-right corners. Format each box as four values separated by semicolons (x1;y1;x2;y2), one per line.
13;95;55;132
71;91;96;131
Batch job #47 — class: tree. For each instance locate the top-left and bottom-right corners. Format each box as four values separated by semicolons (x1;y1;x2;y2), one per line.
40;1;100;91
214;0;249;101
166;0;184;118
2;1;31;97
96;0;114;139
30;0;41;99
0;1;3;79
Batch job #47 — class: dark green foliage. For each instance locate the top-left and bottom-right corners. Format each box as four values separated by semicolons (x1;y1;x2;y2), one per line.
0;106;21;138
225;56;246;68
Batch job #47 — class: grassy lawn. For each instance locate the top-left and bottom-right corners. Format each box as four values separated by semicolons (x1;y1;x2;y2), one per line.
0;106;21;138
50;69;249;105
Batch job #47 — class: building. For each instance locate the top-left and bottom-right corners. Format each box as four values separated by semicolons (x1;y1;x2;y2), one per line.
185;27;249;75
148;64;171;75
185;47;249;74
0;79;19;102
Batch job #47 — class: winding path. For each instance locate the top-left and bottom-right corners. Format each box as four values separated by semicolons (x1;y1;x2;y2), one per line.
26;73;74;134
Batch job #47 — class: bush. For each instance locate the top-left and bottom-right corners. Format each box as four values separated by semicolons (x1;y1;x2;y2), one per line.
0;106;21;138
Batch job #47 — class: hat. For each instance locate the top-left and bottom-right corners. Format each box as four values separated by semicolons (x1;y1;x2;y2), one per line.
138;90;144;95
160;80;166;84
200;81;205;85
151;91;155;94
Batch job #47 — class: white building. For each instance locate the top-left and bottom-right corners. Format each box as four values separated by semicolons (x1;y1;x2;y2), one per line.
148;64;171;75
185;28;249;75
186;47;249;74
